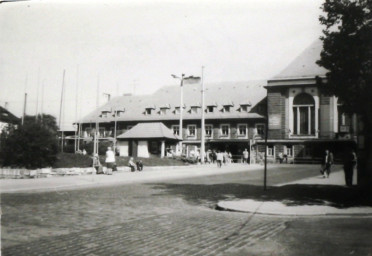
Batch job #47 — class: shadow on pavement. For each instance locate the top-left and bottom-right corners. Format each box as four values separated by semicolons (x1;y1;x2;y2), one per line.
151;183;372;209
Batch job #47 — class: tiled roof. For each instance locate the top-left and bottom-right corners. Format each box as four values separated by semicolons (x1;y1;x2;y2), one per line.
0;106;20;124
271;39;327;81
117;122;180;140
79;81;266;123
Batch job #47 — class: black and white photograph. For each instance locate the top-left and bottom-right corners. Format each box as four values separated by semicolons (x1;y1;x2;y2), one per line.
1;0;372;255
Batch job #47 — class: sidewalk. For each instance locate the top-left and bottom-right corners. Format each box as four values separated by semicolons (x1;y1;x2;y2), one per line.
217;170;372;216
0;164;259;193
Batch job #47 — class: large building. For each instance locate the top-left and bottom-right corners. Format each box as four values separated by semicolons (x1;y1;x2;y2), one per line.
78;81;267;160
258;40;357;163
77;40;357;162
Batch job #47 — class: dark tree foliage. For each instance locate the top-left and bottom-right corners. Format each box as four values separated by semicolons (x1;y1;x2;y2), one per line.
317;0;372;185
317;0;372;121
1;115;59;169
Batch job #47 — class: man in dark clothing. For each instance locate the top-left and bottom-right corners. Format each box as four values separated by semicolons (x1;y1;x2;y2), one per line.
321;149;334;178
343;150;357;186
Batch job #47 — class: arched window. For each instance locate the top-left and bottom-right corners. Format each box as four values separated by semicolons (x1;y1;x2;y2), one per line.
293;93;315;135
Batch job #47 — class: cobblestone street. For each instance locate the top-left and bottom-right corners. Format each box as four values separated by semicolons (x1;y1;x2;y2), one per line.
2;166;372;255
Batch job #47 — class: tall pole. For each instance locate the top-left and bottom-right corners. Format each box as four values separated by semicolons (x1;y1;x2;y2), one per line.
95;75;100;156
59;70;66;153
264;109;268;191
200;66;205;164
35;67;40;121
40;79;45;121
114;109;117;151
22;93;27;125
74;66;79;153
179;74;185;155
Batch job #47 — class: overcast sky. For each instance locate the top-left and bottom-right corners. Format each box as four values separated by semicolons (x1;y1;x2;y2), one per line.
0;0;324;129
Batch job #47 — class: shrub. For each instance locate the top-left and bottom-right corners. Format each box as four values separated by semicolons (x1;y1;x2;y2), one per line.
82;140;113;156
1;119;58;169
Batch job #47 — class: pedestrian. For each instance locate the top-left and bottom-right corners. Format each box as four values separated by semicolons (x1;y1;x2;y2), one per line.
105;146;116;175
92;153;103;174
228;151;232;163
136;160;143;171
128;157;136;172
216;151;223;168
242;149;249;164
278;152;283;164
320;149;334;178
343;149;357;186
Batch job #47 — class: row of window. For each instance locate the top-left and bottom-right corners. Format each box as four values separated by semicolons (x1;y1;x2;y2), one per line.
172;123;265;139
146;105;252;115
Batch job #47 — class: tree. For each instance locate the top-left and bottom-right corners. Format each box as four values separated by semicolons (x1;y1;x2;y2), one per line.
1;115;59;169
317;0;372;185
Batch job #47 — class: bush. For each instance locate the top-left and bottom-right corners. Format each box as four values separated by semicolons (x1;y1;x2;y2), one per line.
82;140;113;155
0;121;58;169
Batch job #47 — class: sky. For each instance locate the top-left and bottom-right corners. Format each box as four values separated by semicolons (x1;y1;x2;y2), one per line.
0;0;325;129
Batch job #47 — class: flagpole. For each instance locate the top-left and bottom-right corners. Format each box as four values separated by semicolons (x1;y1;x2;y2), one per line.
200;66;205;164
179;74;185;155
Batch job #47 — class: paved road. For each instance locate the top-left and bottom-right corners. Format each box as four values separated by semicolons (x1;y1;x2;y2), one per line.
2;165;372;255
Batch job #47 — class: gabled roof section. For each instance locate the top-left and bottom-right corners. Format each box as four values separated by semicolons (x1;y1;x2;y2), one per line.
270;40;327;82
0;106;20;124
117;122;180;140
78;81;267;123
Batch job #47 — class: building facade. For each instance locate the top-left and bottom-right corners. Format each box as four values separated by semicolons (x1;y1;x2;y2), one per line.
255;40;357;163
77;40;356;162
78;81;267;160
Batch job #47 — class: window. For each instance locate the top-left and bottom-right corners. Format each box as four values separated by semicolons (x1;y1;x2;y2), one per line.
285;145;293;157
172;125;180;136
267;145;274;156
187;125;196;138
207;106;215;113
99;128;105;137
145;108;152;115
237;124;247;137
205;125;213;137
292;93;315;135
240;105;249;112
256;124;265;137
223;106;231;112
191;107;198;114
175;107;180;114
220;124;230;137
101;112;108;118
160;108;167;115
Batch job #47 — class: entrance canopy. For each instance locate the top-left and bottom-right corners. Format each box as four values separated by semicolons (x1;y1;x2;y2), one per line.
117;122;181;141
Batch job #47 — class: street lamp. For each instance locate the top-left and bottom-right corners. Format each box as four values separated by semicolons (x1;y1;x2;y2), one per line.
171;73;201;156
171;74;185;155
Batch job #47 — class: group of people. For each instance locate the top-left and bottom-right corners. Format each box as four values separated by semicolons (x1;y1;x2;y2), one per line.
92;146;144;174
320;148;357;187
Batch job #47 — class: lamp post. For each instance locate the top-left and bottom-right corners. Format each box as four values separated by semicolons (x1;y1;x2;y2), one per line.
171;74;185;155
172;74;201;156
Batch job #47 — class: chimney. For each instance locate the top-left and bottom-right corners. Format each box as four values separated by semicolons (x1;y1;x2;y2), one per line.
4;102;8;109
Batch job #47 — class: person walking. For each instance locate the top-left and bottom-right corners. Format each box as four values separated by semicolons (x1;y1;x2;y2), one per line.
105;147;116;175
343;149;357;186
321;149;334;178
216;151;223;168
242;149;249;164
128;157;136;172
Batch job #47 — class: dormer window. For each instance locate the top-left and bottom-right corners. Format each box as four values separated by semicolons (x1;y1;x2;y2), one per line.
145;108;152;115
223;106;231;112
240;105;250;112
207;106;215;113
190;106;199;114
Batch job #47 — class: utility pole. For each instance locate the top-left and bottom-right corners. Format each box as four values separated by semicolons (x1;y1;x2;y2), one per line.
22;93;27;125
200;66;205;164
59;70;66;153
